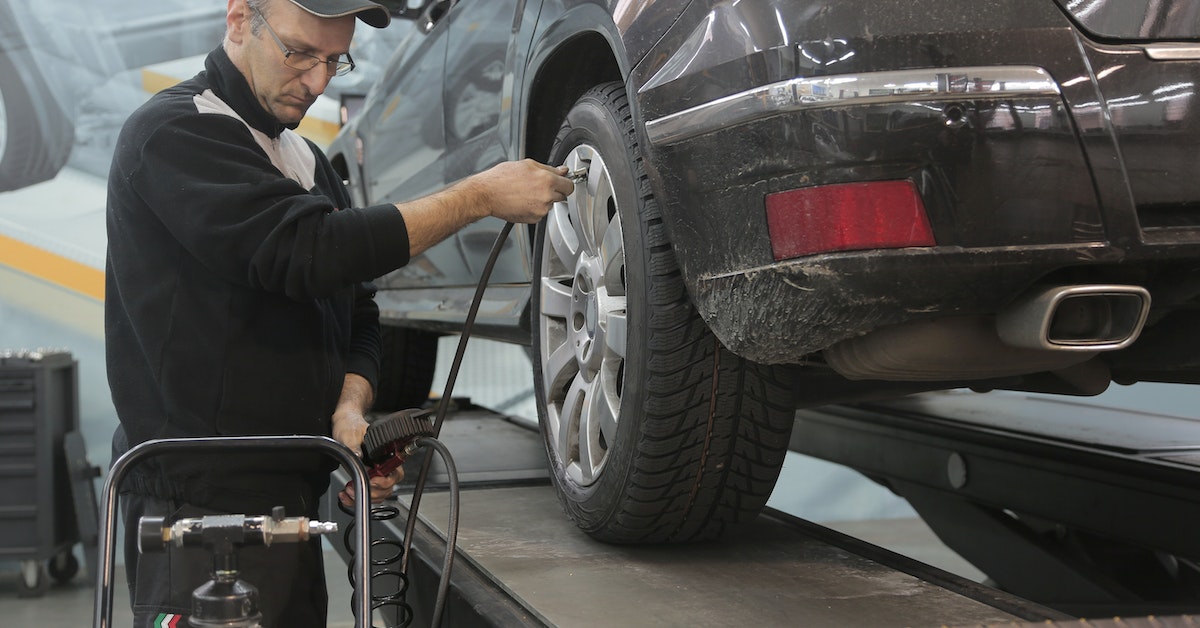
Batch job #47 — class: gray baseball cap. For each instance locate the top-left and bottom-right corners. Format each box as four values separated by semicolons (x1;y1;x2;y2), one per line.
287;0;391;28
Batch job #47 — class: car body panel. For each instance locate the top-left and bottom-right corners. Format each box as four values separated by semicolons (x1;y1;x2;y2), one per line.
1051;0;1200;41
357;24;450;210
442;0;536;286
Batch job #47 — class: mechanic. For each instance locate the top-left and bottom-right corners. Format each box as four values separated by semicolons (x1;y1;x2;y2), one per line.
104;0;573;625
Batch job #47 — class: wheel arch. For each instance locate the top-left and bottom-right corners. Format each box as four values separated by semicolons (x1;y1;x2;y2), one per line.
522;29;624;165
516;26;624;331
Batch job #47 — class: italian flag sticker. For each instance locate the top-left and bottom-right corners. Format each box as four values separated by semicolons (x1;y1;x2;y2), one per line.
153;614;183;628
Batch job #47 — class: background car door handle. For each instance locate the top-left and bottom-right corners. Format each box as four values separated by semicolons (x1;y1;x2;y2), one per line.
419;0;458;34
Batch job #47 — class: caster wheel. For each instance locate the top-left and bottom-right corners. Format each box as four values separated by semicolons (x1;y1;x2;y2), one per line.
48;550;79;583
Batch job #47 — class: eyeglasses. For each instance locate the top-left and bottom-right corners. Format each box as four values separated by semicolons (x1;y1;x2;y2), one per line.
252;6;355;77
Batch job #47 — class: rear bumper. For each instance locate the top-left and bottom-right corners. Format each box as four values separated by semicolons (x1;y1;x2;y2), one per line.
692;243;1200;365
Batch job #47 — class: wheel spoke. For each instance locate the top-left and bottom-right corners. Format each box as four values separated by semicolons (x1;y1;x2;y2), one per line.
576;176;600;255
559;373;589;475
600;212;625;293
604;308;628;359
539;276;572;319
543;339;577;396
591;367;620;451
547;201;581;272
587;163;614;254
578;376;611;483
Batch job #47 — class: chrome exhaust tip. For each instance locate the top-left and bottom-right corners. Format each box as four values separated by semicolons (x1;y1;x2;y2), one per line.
996;285;1151;352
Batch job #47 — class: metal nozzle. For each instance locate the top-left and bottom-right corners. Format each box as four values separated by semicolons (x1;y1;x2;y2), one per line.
308;520;338;537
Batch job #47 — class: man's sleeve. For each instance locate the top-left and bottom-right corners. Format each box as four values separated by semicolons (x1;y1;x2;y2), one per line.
130;112;410;300
345;281;382;394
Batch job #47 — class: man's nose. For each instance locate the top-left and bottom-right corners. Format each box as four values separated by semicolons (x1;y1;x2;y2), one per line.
299;63;333;96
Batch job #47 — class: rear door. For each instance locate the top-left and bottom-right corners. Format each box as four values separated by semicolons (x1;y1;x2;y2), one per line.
438;0;533;285
359;21;448;209
1052;0;1200;235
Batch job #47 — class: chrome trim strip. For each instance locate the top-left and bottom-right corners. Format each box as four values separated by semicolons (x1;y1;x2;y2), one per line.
645;66;1060;146
1144;44;1200;61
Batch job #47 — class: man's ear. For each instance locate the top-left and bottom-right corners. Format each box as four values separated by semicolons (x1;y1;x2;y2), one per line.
226;0;249;44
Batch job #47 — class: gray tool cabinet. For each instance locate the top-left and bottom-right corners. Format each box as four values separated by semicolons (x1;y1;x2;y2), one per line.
0;350;89;596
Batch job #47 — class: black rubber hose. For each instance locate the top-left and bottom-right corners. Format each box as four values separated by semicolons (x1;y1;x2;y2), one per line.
414;436;459;628
399;220;515;621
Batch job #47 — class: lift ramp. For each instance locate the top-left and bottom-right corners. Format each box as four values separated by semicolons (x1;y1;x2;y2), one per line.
794;389;1200;618
324;401;1070;627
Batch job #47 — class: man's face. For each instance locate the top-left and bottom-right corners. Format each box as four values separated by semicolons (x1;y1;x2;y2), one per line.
229;0;356;125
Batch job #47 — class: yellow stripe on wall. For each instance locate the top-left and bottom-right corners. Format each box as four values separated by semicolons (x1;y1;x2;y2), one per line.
141;68;182;96
0;234;104;301
297;117;338;147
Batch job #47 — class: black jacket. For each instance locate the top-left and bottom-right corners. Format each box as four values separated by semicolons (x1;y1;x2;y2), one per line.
105;46;410;513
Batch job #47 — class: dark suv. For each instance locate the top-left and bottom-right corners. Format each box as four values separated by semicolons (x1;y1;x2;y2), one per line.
329;0;1200;543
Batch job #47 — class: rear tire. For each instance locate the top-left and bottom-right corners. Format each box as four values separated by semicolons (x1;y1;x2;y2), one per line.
531;82;795;543
0;37;74;191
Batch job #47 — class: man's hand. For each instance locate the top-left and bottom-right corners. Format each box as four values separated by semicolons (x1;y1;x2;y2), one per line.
469;159;575;224
331;404;369;457
332;373;404;507
338;468;403;508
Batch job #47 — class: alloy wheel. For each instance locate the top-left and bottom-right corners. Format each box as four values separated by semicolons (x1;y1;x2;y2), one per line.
537;144;628;487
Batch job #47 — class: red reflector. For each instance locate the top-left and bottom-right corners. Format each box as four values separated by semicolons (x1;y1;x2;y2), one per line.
765;180;935;261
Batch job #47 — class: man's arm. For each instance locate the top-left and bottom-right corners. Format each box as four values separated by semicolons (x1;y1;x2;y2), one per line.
332;372;401;505
397;159;573;258
334;159;571;505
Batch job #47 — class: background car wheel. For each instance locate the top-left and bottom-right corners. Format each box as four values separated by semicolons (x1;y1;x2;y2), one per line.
0;43;74;192
375;325;439;411
532;82;795;543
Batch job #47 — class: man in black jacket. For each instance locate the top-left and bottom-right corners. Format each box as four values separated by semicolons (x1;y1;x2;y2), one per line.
105;0;573;625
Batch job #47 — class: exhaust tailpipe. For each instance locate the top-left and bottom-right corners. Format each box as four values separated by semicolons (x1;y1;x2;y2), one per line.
996;285;1151;352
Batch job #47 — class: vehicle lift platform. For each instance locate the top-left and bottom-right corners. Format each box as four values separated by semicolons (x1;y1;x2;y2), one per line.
325;394;1200;627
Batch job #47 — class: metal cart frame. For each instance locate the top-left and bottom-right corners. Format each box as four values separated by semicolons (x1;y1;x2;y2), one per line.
92;435;373;628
